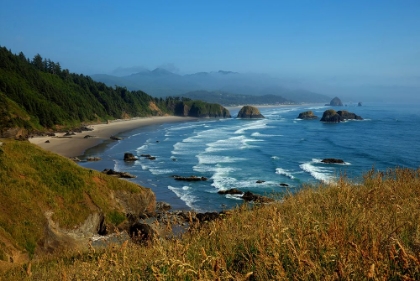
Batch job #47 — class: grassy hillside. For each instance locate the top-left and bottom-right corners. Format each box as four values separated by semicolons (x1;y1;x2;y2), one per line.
2;168;420;279
0;139;155;264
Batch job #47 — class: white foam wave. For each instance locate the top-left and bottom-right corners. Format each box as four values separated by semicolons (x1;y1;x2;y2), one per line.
168;185;197;210
299;161;334;183
225;194;243;201
275;168;295;179
234;120;268;134
167;123;204;131
149;168;175;175
251;132;283;137
196;155;246;165
136;145;148;152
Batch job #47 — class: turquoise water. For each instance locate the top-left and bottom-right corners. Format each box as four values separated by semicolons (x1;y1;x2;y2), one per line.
80;103;420;212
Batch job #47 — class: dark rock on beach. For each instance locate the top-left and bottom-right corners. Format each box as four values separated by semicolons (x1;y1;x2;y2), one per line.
321;158;345;164
124;152;138;162
110;136;122;140
87;156;101;161
280;183;289;187
256;180;266;184
129;222;156;243
237;105;264;118
297;111;318;120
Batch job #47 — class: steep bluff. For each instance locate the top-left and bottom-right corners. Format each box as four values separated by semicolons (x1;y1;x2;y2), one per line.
0;139;155;263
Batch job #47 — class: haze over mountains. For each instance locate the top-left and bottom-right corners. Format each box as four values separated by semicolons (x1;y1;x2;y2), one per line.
91;69;331;104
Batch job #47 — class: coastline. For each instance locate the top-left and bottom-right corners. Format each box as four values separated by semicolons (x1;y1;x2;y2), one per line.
29;116;197;158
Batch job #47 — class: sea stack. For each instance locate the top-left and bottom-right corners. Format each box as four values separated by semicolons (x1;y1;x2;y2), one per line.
237;105;264;118
329;97;343;106
320;110;363;123
297;111;318;120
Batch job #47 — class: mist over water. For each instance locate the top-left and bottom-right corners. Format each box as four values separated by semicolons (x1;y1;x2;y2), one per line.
80;103;420;212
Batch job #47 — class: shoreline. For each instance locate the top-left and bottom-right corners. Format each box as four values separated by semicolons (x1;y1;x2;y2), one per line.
29;116;197;158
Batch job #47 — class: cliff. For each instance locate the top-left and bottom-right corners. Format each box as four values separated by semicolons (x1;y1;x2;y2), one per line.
0;139;155;262
174;100;231;118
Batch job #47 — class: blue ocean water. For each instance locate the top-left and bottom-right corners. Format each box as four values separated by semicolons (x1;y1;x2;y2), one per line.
80;103;420;212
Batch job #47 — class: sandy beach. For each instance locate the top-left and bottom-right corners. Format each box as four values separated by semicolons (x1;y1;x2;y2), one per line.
29;116;197;158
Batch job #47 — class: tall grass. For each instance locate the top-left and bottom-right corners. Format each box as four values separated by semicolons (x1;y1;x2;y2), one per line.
3;167;420;280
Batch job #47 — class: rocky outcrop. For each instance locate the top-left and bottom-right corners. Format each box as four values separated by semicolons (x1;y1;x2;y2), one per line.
329;97;343;106
110;136;122;140
297;111;318;120
242;191;274;203
237;106;264;118
86;156;101;161
321;158;344;164
320;110;363;123
102;169;136;178
174;101;231;118
172;175;208;181
358;102;362;106
217;188;243;195
42;211;106;252
124;152;138;162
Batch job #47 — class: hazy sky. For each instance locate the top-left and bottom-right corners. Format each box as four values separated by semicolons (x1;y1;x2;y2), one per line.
1;0;419;82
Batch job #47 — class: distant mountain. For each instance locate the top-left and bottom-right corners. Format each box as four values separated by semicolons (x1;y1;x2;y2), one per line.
91;69;331;103
0;47;231;137
182;90;290;106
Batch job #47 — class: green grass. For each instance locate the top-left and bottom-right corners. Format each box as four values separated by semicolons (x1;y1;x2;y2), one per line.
0;139;154;265
2;167;420;280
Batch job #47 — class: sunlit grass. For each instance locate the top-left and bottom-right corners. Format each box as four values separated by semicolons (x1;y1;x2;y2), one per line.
3;165;420;280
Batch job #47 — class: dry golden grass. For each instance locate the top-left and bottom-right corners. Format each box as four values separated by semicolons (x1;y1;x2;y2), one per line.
2;168;420;280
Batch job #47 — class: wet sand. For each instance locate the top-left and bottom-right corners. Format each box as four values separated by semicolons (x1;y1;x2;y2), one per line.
29;116;196;158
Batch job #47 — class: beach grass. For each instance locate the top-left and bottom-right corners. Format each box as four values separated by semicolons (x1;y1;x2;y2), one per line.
3;167;420;280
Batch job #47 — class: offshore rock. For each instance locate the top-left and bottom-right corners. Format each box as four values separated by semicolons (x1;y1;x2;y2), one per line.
124;152;138;162
320;109;363;123
321;158;345;164
217;188;243;195
242;191;274;203
297;111;318;120
172;175;208;181
102;169;136;178
237;105;264;118
329;97;343;106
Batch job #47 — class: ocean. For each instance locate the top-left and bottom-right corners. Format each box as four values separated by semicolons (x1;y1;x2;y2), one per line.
80;103;420;212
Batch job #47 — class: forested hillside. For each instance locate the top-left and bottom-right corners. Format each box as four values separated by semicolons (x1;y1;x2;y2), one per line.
0;47;229;137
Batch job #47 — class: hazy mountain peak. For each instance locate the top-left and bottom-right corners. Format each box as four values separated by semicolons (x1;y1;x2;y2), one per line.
218;70;238;75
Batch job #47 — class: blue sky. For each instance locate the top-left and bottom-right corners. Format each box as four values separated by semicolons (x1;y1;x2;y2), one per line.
1;0;419;82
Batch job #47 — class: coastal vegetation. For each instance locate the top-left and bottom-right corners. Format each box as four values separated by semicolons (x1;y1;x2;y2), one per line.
0;46;230;137
0;139;155;267
1;161;420;279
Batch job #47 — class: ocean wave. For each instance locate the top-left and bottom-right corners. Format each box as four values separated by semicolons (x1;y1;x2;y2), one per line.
168;185;197;210
167;123;205;131
234;120;268;134
225;194;243;201
275;168;295;179
251;132;283;137
136;144;148;152
197;154;246;165
299;160;335;183
149;168;175;175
